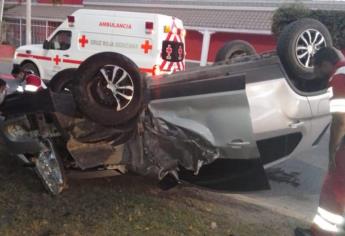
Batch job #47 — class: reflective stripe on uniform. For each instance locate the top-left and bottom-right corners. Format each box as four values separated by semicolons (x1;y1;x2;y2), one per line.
313;215;340;233
333;66;345;77
330;99;345;113
312;207;345;233
16;86;24;92
318;207;345;225
25;85;39;92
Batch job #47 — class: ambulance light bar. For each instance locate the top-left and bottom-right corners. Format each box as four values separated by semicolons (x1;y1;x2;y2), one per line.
164;25;185;37
146;22;154;34
164;25;170;33
68;16;75;27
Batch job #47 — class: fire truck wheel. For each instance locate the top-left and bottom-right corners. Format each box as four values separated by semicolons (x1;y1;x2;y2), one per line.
49;68;76;92
214;40;256;63
73;52;145;126
277;18;332;81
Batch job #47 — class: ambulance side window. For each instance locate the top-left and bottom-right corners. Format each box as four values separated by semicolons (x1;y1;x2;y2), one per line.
49;31;72;50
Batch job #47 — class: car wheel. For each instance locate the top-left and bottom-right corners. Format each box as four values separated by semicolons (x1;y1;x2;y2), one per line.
277;18;333;81
49;68;76;92
21;62;40;76
34;138;66;195
214;40;256;63
73;52;144;127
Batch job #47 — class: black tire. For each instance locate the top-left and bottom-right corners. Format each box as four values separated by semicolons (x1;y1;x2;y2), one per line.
21;62;40;76
48;68;79;140
214;40;256;63
73;52;144;126
49;68;76;92
277;18;333;81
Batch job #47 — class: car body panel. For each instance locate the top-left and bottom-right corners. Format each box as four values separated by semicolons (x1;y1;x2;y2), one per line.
152;54;331;166
246;77;313;166
149;84;259;160
148;72;269;190
307;89;332;147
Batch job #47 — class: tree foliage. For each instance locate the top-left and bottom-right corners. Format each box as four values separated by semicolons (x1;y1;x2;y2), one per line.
272;4;345;49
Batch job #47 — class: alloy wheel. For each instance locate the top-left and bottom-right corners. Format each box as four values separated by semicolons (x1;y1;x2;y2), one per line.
295;29;326;68
35;139;65;195
91;65;134;111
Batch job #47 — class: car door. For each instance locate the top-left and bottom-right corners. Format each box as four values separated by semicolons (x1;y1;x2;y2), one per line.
306;89;332;147
42;30;73;80
148;73;269;191
242;59;316;166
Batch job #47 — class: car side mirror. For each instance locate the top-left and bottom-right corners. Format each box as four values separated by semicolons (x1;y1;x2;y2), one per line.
43;40;50;50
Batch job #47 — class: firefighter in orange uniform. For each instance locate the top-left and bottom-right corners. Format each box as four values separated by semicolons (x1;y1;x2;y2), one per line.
296;47;345;236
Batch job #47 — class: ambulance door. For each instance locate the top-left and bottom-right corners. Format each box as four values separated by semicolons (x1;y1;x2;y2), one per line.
42;30;73;80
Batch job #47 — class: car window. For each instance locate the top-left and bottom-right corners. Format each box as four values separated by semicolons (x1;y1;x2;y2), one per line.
49;31;72;50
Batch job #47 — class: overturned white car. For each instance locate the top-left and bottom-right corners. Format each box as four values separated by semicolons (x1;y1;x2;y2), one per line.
0;18;332;195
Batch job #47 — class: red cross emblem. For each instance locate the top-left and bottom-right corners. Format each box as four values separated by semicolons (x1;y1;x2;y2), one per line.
53;55;61;65
79;35;89;48
178;46;183;60
141;40;152;54
166;44;173;60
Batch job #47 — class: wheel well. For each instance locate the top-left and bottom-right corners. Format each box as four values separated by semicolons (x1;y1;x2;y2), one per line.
85;51;140;68
20;60;40;77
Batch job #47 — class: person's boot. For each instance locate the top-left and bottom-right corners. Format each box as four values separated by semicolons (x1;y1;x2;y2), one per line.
295;227;312;236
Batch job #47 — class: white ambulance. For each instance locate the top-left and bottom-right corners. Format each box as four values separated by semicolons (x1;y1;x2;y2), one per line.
13;9;186;80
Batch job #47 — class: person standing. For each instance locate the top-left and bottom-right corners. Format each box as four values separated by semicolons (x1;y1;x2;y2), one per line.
11;67;46;92
296;47;345;236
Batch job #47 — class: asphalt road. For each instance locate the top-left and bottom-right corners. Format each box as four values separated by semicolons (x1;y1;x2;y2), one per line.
0;60;12;74
234;133;328;222
0;60;327;223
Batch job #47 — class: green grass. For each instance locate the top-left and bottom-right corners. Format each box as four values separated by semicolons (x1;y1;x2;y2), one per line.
0;148;304;236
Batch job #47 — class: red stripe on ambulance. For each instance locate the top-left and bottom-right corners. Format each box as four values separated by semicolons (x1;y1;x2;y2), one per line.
17;53;154;74
63;59;82;64
17;53;51;61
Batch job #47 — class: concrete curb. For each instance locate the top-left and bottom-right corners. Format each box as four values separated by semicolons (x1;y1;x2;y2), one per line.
230;194;311;224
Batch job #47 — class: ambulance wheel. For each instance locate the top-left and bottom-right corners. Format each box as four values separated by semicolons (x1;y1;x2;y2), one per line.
277;18;333;81
214;40;256;63
21;62;40;76
74;52;144;126
49;68;76;92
